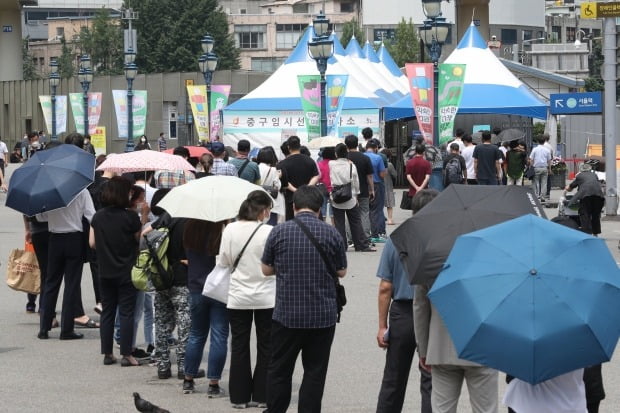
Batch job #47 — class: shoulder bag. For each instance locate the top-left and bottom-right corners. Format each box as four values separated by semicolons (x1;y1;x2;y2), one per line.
293;218;346;322
261;167;279;199
237;159;251;177
203;223;263;304
331;163;353;204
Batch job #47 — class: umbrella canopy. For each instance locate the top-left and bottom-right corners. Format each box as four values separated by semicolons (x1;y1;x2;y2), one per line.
163;146;211;158
390;184;546;285
471;131;501;145
96;150;195;174
428;215;620;384
5;144;95;216
157;176;271;222
307;136;345;149
497;128;525;142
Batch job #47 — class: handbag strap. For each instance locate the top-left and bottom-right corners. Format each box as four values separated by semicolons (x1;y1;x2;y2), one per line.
264;167;272;184
232;223;263;273
293;218;338;282
237;159;251;177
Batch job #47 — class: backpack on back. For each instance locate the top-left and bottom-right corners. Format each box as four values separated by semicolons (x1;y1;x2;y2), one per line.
131;227;175;292
445;157;463;185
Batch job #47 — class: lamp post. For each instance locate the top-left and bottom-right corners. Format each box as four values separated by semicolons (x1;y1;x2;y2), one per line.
124;48;138;152
308;11;334;137
418;0;449;146
198;34;218;142
77;54;93;136
49;59;60;141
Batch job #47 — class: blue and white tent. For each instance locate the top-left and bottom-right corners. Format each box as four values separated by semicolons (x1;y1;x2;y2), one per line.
383;23;548;121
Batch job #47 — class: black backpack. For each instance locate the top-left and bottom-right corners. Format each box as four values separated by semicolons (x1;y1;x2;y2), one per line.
444;157;463;185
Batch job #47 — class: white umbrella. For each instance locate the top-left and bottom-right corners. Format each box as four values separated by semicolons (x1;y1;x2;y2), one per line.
157;176;271;222
307;136;344;149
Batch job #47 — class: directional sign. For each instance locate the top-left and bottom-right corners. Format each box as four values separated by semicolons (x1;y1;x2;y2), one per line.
581;1;620;18
550;92;602;115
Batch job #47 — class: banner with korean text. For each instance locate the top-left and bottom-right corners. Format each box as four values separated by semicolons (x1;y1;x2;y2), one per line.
90;126;107;155
405;63;434;145
187;85;210;142
438;64;466;145
209;85;231;141
112;90;147;139
69;92;102;135
326;74;348;137
39;95;67;135
297;75;321;139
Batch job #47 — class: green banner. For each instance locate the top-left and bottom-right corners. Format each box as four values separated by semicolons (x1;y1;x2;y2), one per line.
438;64;467;145
297;75;321;139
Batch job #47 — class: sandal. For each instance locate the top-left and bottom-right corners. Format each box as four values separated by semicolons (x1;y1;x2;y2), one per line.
75;318;99;328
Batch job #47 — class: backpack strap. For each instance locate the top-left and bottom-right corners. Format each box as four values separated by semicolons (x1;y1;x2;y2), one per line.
232;223;263;273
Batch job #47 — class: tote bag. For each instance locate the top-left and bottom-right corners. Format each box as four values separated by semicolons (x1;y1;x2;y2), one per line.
6;248;41;294
202;264;231;304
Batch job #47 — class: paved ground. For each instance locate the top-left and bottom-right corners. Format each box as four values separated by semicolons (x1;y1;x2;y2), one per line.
2;177;620;412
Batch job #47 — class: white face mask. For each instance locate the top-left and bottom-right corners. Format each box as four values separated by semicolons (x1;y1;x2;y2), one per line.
141;138;146;143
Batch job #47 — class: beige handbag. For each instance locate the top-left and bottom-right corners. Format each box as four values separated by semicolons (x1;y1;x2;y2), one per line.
6;248;40;294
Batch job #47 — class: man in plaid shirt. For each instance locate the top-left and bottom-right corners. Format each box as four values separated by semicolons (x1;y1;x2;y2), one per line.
210;141;238;176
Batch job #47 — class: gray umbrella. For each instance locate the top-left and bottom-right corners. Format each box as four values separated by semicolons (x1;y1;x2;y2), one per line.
498;128;525;142
471;131;501;145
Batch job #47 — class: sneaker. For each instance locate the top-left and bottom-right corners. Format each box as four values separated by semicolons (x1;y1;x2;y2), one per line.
347;240;354;249
132;348;151;360
182;379;195;394
231;403;247;409
207;384;225;398
158;367;172;379
146;344;155;354
371;236;387;244
26;303;36;313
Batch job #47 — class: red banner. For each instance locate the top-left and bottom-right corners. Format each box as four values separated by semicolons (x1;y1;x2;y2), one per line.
405;63;434;145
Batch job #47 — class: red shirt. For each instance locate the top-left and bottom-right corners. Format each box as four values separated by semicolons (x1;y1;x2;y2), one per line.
317;159;332;192
406;155;432;196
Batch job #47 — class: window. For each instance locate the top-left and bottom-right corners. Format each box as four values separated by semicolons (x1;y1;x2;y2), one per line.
501;28;517;45
56;26;64;37
251;57;286;72
292;3;308;13
276;24;308;49
39;57;44;66
523;30;532;41
340;2;354;12
234;25;266;49
374;28;396;42
566;27;576;42
551;26;561;42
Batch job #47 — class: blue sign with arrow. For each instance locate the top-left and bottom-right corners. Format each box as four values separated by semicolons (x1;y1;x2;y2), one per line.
550;92;602;115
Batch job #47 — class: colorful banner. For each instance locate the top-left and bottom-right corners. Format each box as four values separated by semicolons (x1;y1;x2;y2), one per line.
69;92;102;135
90;126;107;155
209;85;231;141
438;64;467;145
187;85;209;142
297;75;321;140
39;95;67;135
405;63;434;145
112;90;148;139
326;74;348;137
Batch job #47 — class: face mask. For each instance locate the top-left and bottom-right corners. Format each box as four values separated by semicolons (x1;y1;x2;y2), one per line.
141;138;146;143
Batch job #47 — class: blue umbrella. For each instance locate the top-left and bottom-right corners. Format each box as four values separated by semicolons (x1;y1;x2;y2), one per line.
428;214;620;384
5;144;95;216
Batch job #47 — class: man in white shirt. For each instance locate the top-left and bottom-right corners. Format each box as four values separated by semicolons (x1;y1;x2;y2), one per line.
542;133;555;199
447;128;465;153
529;137;552;202
461;134;477;185
0;136;8;179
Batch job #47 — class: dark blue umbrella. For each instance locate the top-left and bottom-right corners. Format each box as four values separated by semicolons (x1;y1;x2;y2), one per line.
5;144;95;216
428;214;620;384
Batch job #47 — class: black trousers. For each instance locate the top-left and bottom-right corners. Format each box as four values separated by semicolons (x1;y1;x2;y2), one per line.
466;178;478;185
229;308;273;404
333;205;366;250
266;321;335;413
377;300;432;413
579;196;604;235
27;230;50;307
40;232;84;334
99;274;137;356
88;248;101;304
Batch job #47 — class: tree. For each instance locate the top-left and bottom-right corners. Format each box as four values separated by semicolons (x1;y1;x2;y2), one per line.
584;39;603;92
340;19;365;49
58;37;75;79
126;0;239;74
22;38;39;80
385;18;420;67
79;8;124;75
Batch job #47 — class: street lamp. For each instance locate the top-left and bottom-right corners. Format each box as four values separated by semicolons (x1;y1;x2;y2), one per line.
124;47;138;152
308;10;334;137
77;54;93;136
198;34;218;142
418;0;449;146
49;59;60;141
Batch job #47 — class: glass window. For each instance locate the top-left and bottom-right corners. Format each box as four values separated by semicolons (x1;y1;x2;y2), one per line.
234;25;266;49
251;57;286;72
374;28;396;42
501;28;517;45
523;30;532;41
292;3;308;13
340;2;354;12
276;24;308;49
551;26;561;42
566;27;576;42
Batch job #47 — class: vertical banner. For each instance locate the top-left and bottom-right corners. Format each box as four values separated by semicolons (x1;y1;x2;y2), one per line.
39;95;68;135
209;85;231;141
438;64;466;145
326;74;348;137
112;90;148;139
405;63;434;145
90;126;107;155
297;75;321;140
186;85;209;142
69;92;102;135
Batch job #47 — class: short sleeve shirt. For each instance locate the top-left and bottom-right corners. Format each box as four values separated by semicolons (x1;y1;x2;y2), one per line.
376;239;414;301
261;212;347;328
229;157;261;183
405;156;431;196
473;143;501;180
347;151;373;198
364;152;386;182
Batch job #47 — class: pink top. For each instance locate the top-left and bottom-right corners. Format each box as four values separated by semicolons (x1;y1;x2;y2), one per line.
317;159;332;192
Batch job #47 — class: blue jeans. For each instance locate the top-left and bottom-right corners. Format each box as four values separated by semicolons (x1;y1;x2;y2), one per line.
143;292;154;346
429;168;445;191
370;181;386;237
184;292;230;379
320;195;331;219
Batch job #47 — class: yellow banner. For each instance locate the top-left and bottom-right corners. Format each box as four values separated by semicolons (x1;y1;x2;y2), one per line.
186;85;209;142
91;126;107;155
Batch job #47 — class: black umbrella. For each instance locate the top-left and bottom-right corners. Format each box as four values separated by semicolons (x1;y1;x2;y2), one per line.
471;131;501;145
390;184;546;285
497;128;525;142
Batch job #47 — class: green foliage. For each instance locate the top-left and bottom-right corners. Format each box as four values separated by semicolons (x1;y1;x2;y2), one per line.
340;19;365;49
79;8;124;75
22;38;39;80
384;18;419;67
585;39;603;92
58;37;75;79
126;0;239;74
532;122;545;138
